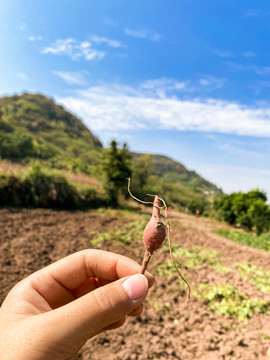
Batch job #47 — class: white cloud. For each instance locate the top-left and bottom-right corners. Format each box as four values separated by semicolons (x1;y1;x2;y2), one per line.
140;76;225;97
42;38;75;56
90;35;123;48
194;162;270;197
53;71;87;86
124;28;161;42
243;9;270;18
242;51;256;58
16;72;28;81
29;35;43;41
140;78;188;97
19;23;26;31
42;35;123;61
198;76;226;89
258;81;270;88
102;17;117;26
226;62;270;75
56;80;270;137
212;50;233;58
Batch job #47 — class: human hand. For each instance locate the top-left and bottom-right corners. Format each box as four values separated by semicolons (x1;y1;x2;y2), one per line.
0;249;154;360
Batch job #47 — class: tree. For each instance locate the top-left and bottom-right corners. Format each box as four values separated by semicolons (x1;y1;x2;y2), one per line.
187;199;202;214
0;133;35;159
214;193;237;224
248;199;270;236
130;154;152;199
232;193;253;231
102;140;132;207
214;189;270;235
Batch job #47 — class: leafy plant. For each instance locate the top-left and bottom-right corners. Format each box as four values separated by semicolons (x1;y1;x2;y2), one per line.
214;229;270;251
159;243;229;274
157;258;184;277
90;219;147;248
196;284;269;321
153;301;171;313
236;262;270;293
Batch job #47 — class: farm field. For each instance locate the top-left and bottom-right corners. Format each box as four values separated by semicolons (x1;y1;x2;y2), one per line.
0;208;270;360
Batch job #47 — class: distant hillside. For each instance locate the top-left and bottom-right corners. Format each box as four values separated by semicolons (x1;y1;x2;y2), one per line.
0;92;221;208
0;93;102;170
150;154;219;193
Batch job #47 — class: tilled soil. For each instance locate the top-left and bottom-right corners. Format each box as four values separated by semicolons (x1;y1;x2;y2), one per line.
0;208;270;360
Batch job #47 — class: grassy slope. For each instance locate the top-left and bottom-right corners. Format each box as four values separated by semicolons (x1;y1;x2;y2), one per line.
150;154;220;193
0;92;220;207
0;93;103;169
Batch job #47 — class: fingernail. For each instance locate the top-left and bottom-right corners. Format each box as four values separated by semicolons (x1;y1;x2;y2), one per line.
122;274;148;300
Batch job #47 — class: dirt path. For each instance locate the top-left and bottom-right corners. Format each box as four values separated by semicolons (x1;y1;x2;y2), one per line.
0;208;269;359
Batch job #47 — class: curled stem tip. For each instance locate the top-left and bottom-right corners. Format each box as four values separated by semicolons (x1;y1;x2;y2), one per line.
127;178;154;205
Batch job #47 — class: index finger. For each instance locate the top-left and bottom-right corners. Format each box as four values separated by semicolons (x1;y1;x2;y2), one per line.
30;250;155;305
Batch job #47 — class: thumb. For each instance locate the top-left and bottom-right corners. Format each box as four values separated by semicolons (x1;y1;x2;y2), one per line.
46;274;148;343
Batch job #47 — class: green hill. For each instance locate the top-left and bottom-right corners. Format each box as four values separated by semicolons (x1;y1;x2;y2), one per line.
0;92;221;210
150;154;218;192
0;92;102;172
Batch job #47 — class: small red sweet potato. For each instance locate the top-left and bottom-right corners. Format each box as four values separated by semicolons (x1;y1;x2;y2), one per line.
127;178;191;298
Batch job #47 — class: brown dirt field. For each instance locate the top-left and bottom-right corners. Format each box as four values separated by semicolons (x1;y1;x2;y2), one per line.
0;208;270;360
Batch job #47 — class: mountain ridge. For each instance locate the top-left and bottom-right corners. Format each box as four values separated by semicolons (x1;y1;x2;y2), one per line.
0;92;220;195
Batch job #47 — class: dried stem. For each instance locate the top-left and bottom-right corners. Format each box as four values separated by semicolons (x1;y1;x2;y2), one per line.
127;178;154;205
140;251;152;274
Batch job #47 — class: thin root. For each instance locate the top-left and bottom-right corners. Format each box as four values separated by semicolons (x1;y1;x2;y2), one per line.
166;219;191;299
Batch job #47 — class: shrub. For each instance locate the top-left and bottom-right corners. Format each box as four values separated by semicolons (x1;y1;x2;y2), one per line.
214;189;270;235
0;163;106;209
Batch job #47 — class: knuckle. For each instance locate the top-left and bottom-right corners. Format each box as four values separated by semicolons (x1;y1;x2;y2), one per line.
93;286;118;315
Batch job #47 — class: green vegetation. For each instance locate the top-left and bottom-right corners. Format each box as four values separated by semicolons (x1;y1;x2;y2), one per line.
195;284;269;321
156;241;269;321
157;258;184;277
102;140;132;207
0;92;219;210
261;334;270;340
214;189;270;235
153;301;171;313
214;229;270;251
0;163;105;209
236;262;270;293
0;93;102;172
90;218;147;248
158;244;229;275
150;154;219;192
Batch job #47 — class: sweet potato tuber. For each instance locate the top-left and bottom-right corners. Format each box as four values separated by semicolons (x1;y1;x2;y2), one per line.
127;178;191;298
141;195;167;274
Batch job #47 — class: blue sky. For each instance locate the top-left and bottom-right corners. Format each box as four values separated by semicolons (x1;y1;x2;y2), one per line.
1;0;270;196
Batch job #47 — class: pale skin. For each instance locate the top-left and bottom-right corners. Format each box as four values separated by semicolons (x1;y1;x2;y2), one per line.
0;249;154;360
